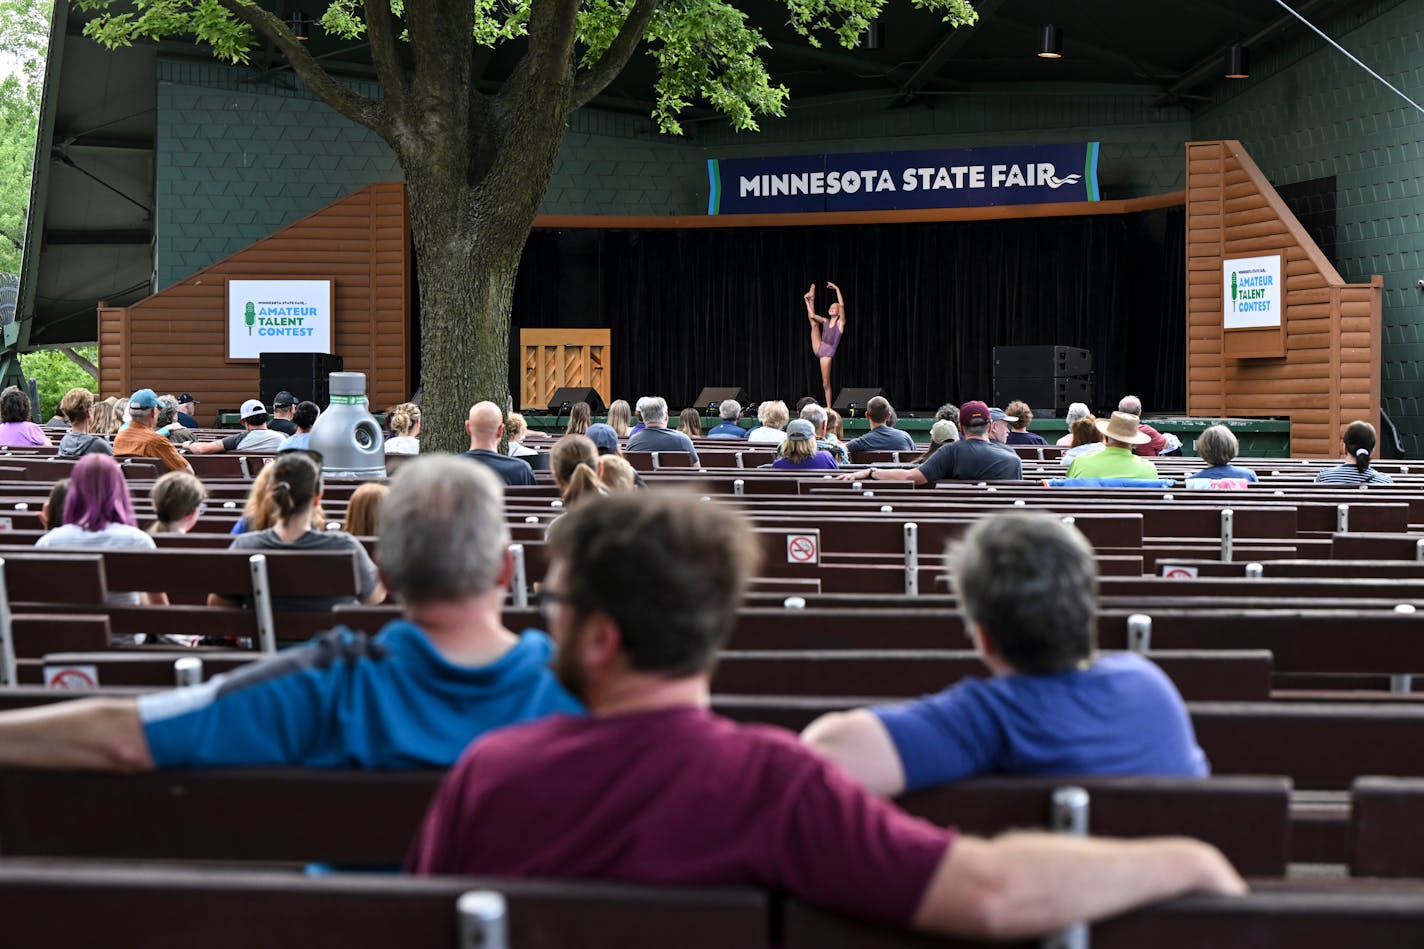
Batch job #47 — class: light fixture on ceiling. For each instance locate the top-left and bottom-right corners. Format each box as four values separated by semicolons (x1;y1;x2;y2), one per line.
862;20;884;51
1225;43;1251;79
288;10;310;40
1038;24;1063;59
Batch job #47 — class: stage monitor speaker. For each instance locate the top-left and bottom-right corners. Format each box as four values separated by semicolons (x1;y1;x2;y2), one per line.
992;376;1092;415
692;386;749;415
992;345;1092;379
547;386;604;414
833;387;888;416
259;352;344;410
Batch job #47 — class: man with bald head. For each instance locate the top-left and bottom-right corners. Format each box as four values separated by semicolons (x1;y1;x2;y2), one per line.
464;401;535;486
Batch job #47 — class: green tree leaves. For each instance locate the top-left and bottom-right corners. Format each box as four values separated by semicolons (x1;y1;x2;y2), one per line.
0;0;51;279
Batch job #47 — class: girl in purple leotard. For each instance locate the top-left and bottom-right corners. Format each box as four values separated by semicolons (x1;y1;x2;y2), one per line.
803;281;847;409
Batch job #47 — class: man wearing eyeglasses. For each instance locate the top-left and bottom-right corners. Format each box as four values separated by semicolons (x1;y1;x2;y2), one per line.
0;457;579;770
410;493;1244;941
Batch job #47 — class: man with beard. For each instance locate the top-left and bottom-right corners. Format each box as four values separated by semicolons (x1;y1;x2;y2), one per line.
408;493;1245;941
0;456;578;770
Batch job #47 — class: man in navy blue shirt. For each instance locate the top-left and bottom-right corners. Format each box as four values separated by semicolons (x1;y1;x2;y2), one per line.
706;399;748;439
0;456;580;770
843;396;915;453
463;401;535;486
803;511;1206;795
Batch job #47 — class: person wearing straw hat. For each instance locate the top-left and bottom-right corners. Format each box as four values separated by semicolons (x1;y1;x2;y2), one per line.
1065;412;1160;479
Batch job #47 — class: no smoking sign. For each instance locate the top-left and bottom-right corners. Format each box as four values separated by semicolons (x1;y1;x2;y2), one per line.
786;533;819;564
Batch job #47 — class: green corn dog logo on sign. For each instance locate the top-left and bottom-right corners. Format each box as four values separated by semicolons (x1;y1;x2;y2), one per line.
1230;272;1237;313
245;301;256;335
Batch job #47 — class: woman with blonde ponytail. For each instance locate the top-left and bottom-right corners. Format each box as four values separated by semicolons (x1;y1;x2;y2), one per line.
551;434;606;508
214;452;385;608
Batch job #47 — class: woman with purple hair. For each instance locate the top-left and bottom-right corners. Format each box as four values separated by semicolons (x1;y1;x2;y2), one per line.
37;455;168;631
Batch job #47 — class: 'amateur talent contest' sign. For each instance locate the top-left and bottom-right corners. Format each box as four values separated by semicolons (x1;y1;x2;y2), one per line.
227;279;334;360
707;143;1100;215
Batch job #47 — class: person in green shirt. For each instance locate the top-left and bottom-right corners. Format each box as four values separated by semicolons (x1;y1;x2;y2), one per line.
1066;412;1160;479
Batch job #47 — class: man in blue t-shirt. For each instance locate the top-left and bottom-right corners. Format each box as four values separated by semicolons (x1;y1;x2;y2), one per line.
843;396;915;453
706;399;749;439
0;456;580;771
803;511;1206;796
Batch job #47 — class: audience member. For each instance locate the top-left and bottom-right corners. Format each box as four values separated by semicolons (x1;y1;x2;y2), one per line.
1003;401;1047;446
606;399;633;437
230;461;325;535
706;400;747;439
676;407;703;440
911;419;957;466
385;402;421;455
190;400;288;454
156;396;196;445
565;402;592;437
1061;416;1106;467
408;492;1244;940
843;396;915;453
112;398;131;430
934;403;960;427
113;389;193;473
1066;413;1160;480
552;434;606;508
463;401;535;487
598;454;638;492
56;387;114;458
626;397;698;463
987;407;1015;444
1118;395;1172;456
0;387;49;446
214;452;384;609
504;412;539;458
804;512;1207;794
0;456;581;770
747;400;790;446
343;482;389;536
268;391;299;436
1057;402;1091;447
175;393;201;428
1315;421;1394;485
795;396;819;415
629;397;651;436
771;419;838;470
800;403;849;464
36;454;168;621
844;402;1019;484
148;471;208;535
281;401;320;452
1191;425;1258;483
825;407;845;441
38;478;68;530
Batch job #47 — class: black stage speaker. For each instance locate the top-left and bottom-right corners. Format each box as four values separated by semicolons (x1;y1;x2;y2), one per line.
992;345;1092;378
259;352;343;409
833;387;888;416
547;386;604;413
992;377;1093;415
692;386;750;415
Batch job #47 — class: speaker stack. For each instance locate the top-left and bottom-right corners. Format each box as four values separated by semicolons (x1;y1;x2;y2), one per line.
546;386;605;414
991;346;1092;417
693;386;750;416
259;353;344;409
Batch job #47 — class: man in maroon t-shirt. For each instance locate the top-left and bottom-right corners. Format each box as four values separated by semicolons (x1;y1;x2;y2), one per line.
408;494;1245;940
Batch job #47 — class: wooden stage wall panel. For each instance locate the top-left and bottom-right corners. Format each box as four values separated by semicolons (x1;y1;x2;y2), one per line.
98;183;411;417
1185;141;1381;458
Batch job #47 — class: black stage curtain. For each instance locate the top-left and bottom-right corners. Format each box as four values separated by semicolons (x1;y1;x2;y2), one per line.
511;208;1185;414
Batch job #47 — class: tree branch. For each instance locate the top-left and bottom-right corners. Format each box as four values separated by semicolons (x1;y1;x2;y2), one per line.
215;0;387;136
60;347;99;379
570;0;661;111
362;0;408;114
1;230;21;252
518;0;582;91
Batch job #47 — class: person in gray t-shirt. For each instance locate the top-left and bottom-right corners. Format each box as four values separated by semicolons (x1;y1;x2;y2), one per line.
624;396;699;463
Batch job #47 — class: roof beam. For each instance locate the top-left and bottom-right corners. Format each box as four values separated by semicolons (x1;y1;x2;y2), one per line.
894;0;1009;104
44;229;152;246
993;15;1181;81
1159;0;1337;103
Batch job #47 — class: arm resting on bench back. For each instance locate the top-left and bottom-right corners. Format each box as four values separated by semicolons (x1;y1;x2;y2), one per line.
0;698;153;772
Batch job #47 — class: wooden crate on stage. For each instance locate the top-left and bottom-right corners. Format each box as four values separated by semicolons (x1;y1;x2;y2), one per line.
519;329;611;410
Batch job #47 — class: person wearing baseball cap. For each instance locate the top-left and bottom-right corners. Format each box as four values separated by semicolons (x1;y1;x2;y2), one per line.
1065;412;1159;480
268;391;299;436
113;388;193;473
987;406;1017;444
190;399;289;454
838;400;1021;484
175;393;201;429
771;418;839;470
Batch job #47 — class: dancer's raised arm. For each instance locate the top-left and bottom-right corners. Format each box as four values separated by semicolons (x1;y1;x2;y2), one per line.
828;281;846;325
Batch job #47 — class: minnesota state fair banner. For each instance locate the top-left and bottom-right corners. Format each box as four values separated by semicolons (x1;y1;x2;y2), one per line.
707;143;1100;215
227;279;334;360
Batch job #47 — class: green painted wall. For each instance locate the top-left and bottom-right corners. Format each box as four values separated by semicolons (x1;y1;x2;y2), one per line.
1190;0;1421;455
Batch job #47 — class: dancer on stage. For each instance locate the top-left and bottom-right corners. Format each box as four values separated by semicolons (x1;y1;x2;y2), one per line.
804;281;846;408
